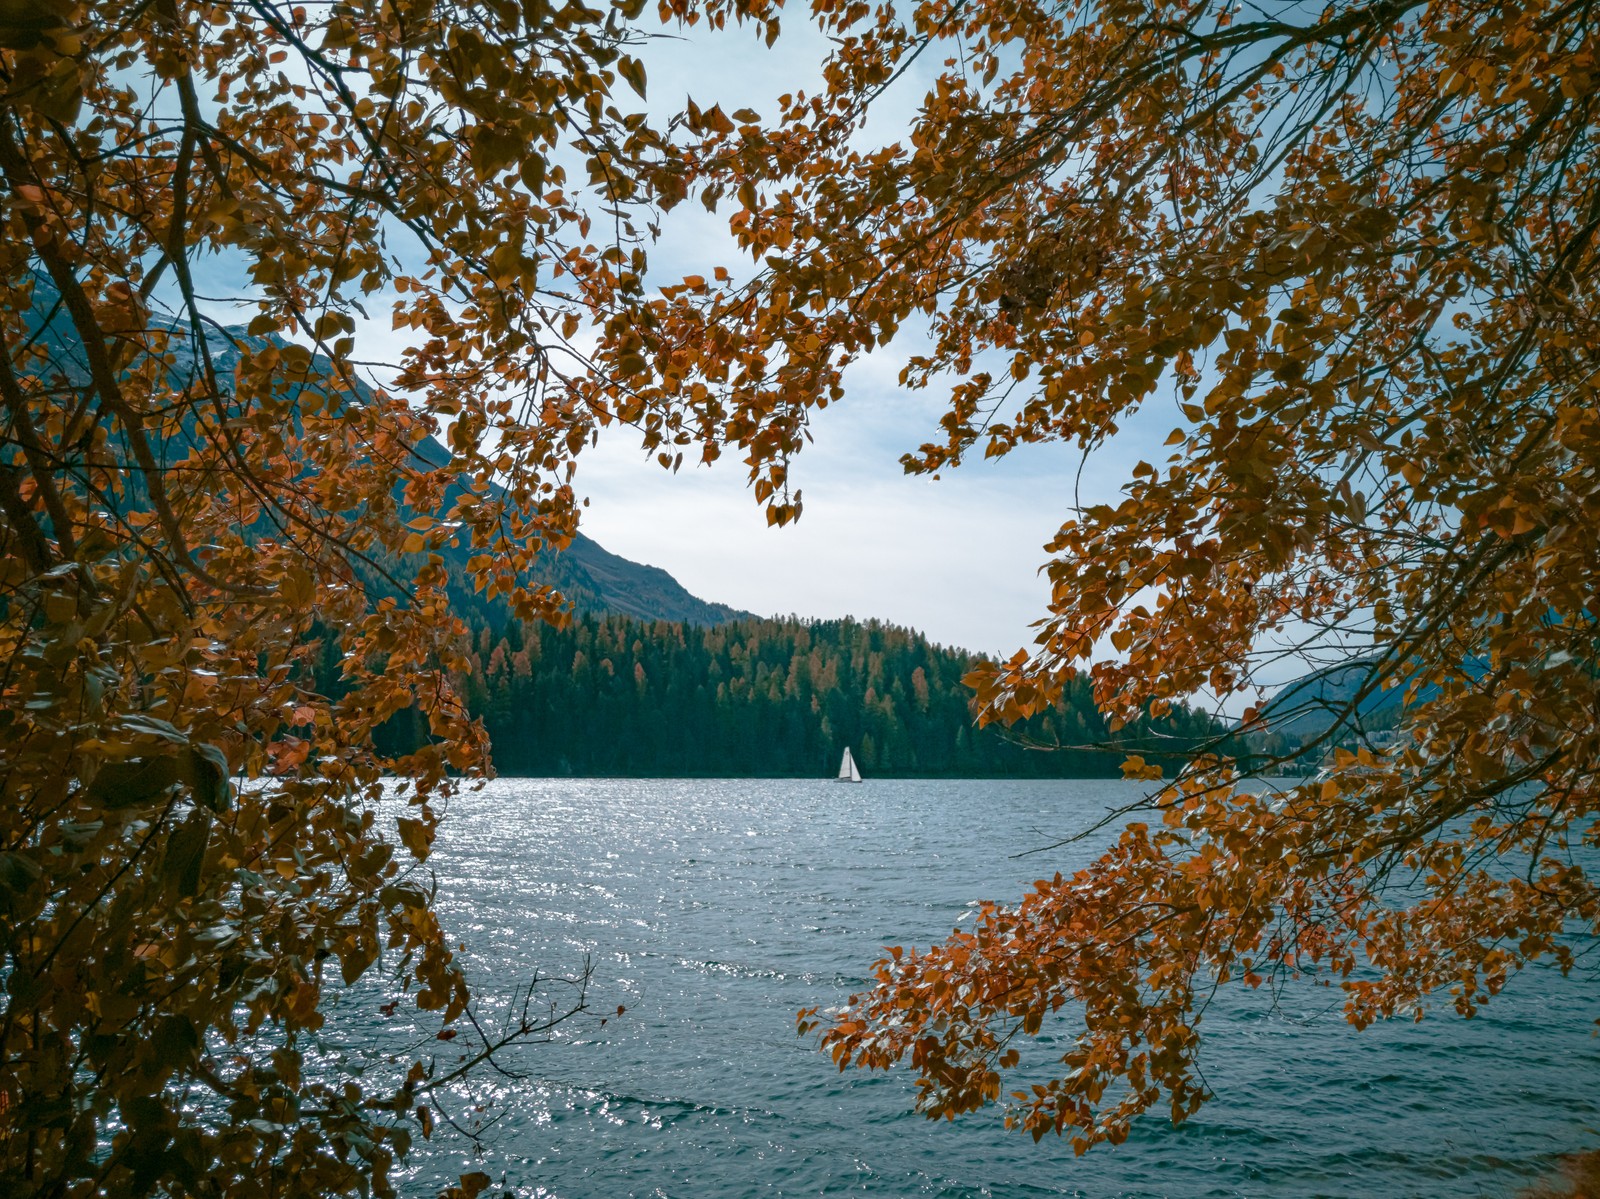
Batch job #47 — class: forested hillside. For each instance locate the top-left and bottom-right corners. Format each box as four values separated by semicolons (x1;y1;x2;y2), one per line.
446;613;1223;777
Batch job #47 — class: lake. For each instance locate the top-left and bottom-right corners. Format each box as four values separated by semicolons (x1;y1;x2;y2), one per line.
347;778;1599;1198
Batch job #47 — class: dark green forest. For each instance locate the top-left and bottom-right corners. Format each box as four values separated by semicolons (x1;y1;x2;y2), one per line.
439;612;1224;777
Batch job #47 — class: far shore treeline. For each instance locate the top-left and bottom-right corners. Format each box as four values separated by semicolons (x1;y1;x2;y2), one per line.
359;612;1225;778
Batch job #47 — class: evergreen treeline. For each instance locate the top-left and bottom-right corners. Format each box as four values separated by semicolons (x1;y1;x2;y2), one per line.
444;612;1222;778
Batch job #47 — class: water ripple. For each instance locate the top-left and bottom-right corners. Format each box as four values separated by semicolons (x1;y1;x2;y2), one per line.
344;778;1598;1198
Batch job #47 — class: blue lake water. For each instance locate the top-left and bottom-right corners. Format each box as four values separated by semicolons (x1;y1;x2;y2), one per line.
356;778;1599;1198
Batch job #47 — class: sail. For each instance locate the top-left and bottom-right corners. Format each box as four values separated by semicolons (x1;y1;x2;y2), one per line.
838;747;862;783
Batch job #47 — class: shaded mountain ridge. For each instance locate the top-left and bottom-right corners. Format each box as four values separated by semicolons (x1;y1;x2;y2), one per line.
20;281;747;627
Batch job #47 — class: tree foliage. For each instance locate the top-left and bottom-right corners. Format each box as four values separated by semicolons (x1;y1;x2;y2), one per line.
6;0;1598;1183
0;0;769;1193
610;0;1600;1154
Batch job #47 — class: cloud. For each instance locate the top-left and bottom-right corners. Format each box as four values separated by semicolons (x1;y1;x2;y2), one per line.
578;427;1068;657
554;20;1195;658
575;319;1180;658
170;17;1183;670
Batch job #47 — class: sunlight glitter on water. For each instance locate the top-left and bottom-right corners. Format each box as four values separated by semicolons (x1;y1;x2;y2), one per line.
350;778;1599;1199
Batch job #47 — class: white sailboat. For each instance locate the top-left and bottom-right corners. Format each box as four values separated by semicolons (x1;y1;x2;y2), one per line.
836;746;863;783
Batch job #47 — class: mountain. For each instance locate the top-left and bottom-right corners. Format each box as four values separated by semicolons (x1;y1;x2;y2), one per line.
402;426;748;626
19;282;746;627
1257;658;1407;742
1257;653;1480;747
541;534;748;625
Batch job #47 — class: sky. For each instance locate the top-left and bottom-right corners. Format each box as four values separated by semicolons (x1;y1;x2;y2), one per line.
177;13;1170;664
557;19;1335;700
559;18;1164;660
158;7;1362;710
580;353;1095;658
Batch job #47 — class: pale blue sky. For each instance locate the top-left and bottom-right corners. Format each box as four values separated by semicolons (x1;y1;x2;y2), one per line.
172;16;1170;662
574;18;1165;658
152;12;1358;714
